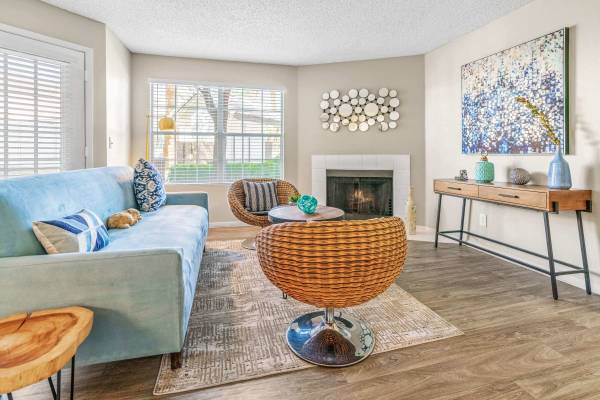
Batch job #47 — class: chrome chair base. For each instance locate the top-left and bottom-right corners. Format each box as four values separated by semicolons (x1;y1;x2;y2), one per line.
241;237;256;250
286;308;374;367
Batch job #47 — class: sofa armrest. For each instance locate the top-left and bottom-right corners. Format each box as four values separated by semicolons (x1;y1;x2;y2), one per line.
0;249;185;365
166;191;209;210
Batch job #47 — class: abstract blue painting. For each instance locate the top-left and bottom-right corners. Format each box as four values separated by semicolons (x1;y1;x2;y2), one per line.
461;29;569;154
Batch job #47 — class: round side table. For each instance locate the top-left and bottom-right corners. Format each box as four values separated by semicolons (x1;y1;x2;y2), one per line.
268;205;345;224
0;306;93;400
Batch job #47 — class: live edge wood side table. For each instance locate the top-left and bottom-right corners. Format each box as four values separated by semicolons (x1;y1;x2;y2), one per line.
433;179;592;300
0;306;93;400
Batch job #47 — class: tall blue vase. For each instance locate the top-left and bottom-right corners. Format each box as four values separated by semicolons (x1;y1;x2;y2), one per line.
547;148;572;189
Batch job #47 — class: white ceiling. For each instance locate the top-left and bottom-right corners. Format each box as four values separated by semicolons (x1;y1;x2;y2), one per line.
42;0;532;66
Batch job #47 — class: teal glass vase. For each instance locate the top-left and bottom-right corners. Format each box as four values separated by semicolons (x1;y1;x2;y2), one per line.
474;152;494;183
297;195;318;214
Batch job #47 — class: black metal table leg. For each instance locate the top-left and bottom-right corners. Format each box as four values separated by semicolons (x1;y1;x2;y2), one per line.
434;193;442;248
70;356;75;400
282;291;287;299
576;210;592;295
543;212;559;300
48;376;57;399
48;369;61;400
7;393;14;400
459;198;466;245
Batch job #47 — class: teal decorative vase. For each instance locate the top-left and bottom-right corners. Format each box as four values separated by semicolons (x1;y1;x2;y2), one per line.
547;148;572;189
297;195;318;214
474;152;494;183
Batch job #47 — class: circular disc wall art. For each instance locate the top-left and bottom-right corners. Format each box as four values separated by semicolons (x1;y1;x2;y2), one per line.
319;87;400;133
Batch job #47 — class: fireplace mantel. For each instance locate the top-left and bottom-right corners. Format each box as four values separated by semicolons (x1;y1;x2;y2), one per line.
311;154;410;218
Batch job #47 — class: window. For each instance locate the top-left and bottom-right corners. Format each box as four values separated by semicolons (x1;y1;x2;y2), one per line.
0;28;86;178
149;81;283;184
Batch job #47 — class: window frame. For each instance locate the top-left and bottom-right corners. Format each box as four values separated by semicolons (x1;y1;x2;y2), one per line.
147;78;285;185
0;22;94;170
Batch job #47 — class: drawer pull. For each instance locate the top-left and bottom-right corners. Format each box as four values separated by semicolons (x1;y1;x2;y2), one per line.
447;186;462;191
498;193;519;199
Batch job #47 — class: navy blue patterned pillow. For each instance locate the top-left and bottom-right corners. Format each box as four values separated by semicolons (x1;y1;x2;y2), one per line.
134;159;166;212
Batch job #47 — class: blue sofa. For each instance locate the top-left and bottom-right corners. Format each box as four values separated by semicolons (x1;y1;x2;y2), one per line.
0;166;209;365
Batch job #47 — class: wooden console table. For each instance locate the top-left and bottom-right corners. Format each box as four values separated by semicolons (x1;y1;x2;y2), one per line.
433;179;592;300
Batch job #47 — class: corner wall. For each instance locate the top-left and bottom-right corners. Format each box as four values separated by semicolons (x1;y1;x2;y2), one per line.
424;0;600;292
106;28;131;166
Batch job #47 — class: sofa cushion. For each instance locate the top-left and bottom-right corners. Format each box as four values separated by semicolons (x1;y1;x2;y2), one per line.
133;159;166;212
102;204;209;328
33;209;110;254
0;167;136;258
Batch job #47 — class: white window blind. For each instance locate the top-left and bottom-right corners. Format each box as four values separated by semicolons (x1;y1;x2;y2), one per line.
150;81;284;184
0;29;86;178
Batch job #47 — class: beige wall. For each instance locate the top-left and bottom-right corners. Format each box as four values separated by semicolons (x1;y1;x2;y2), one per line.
424;0;600;292
297;56;426;224
0;0;109;166
130;54;298;224
106;28;131;166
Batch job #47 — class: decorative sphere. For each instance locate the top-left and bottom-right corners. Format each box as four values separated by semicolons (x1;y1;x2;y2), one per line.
510;168;531;185
297;195;318;214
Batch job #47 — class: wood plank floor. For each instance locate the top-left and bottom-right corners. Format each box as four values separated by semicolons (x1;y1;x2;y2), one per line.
12;226;600;400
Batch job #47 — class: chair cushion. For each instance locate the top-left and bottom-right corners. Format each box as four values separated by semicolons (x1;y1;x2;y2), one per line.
133;159;166;212
32;209;110;254
243;180;278;212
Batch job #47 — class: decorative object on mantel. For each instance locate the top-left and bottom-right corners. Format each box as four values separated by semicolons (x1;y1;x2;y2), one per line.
320;88;399;133
516;96;572;189
474;152;494;183
510;168;531;185
462;28;568;154
405;186;417;235
296;194;318;214
455;169;468;181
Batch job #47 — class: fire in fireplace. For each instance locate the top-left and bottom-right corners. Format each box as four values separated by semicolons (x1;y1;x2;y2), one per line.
326;170;393;220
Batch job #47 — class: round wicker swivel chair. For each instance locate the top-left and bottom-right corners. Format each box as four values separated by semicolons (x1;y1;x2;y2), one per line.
256;217;407;367
227;178;300;249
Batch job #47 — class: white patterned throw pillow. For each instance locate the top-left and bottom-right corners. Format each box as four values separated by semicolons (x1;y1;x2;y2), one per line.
134;158;166;212
32;209;110;254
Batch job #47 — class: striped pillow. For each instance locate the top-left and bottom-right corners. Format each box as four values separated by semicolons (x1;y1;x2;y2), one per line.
243;180;279;212
32;209;110;254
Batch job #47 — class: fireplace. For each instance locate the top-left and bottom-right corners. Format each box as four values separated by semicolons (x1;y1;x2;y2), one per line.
312;154;410;219
326;170;393;219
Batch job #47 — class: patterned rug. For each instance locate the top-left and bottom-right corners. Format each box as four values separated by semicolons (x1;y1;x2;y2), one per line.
154;240;462;395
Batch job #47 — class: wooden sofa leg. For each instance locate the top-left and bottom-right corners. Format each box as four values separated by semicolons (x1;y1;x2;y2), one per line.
170;351;183;369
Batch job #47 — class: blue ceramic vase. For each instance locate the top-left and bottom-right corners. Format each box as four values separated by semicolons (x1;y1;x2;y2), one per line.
297;195;318;214
547;148;572;189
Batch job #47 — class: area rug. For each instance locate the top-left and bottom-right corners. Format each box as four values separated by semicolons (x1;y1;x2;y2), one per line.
154;240;462;395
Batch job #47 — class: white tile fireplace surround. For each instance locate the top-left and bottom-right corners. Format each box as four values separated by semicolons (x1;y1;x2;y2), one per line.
311;154;411;218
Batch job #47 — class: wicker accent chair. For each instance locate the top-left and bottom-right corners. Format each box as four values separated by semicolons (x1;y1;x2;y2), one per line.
256;217;407;367
227;178;300;249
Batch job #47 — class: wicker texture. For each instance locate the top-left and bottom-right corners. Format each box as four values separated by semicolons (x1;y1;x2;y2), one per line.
256;217;407;308
228;179;300;227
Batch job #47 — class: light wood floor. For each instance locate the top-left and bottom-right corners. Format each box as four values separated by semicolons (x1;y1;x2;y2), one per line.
13;226;600;400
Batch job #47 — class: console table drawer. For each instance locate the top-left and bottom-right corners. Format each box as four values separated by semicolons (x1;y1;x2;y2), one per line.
479;186;547;209
434;181;478;197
